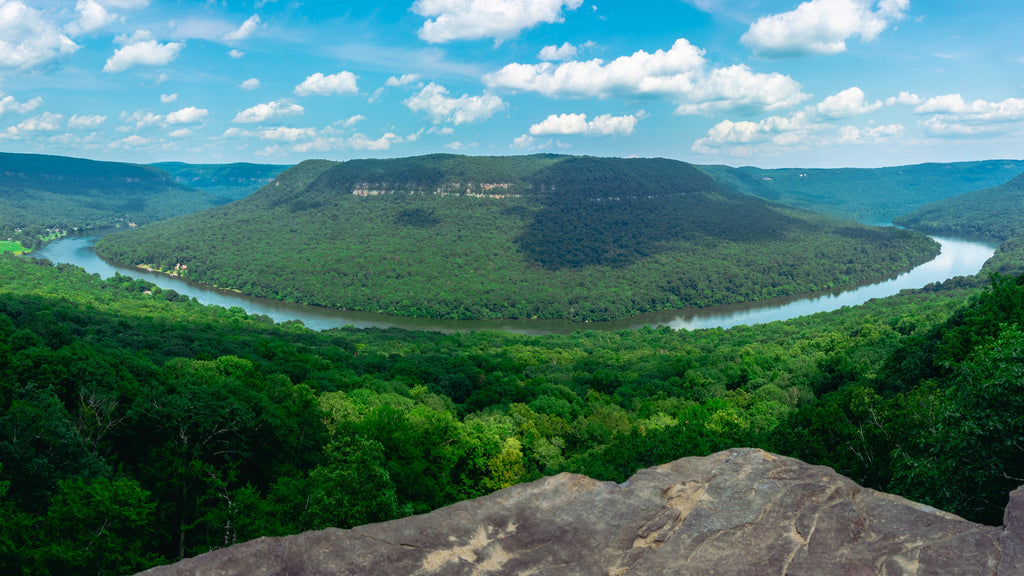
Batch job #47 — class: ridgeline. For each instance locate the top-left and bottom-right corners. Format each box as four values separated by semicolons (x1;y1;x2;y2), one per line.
95;154;939;322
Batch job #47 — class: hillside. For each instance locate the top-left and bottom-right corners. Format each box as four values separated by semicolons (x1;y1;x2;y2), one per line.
95;154;939;322
700;160;1024;224
3;248;1024;573
894;172;1024;242
0;152;225;250
151;161;291;201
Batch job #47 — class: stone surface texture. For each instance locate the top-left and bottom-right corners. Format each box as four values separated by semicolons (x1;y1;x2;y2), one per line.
138;448;1023;576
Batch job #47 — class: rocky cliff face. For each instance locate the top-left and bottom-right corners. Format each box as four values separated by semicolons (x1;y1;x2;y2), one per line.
138;449;1024;576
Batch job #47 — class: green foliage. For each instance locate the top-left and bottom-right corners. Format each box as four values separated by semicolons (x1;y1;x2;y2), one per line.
2;243;1024;572
96;154;940;321
0;152;226;249
894;172;1024;242
702;160;1024;224
150;162;291;201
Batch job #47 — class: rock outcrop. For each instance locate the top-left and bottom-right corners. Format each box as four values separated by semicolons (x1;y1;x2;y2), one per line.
138;448;1023;576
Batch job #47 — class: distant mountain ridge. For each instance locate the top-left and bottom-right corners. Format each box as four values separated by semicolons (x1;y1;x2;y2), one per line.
151;161;291;201
95;154;939;322
0;152;224;249
895;172;1024;242
701;160;1024;223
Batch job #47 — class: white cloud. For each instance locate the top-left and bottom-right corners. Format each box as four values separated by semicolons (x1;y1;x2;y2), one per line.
413;0;584;43
538;42;577;61
109;134;149;148
120;109;162;128
103;30;183;72
529;112;639;136
512;134;537;149
232;100;304;123
815;87;882;118
260;126;316;141
484;38;808;114
911;94;1024;137
223;14;261;42
15;111;63;131
884;91;922;106
67;0;117;36
165;106;208;124
240;78;260;91
160;93;178;103
405;82;505;124
0;94;43;115
168;127;191;138
386;74;421;87
348;132;402;150
294;71;359;96
692;109;905;156
741;0;909;57
67;113;106;128
0;0;79;69
228;49;244;58
337;114;364;127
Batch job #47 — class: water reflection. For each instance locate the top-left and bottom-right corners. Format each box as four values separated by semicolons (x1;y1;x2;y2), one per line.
30;235;996;335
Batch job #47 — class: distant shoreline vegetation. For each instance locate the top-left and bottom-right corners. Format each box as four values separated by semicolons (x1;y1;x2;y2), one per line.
95;154;942;322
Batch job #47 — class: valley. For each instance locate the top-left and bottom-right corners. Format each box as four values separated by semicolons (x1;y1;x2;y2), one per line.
2;151;1024;575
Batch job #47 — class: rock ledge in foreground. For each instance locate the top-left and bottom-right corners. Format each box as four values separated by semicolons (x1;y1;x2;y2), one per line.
138;448;1023;576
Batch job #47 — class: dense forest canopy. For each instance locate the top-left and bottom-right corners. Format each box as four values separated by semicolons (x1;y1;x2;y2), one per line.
0;152;224;250
2;244;1024;574
894;172;1024;242
95;154;940;322
700;160;1024;223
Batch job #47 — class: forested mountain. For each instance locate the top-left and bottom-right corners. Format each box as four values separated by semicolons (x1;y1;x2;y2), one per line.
151;162;291;201
95;154;939;322
3;243;1023;574
894;172;1024;241
0;153;225;250
700;160;1024;224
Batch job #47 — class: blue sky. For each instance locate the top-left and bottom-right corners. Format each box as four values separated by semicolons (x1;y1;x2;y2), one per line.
1;0;1022;168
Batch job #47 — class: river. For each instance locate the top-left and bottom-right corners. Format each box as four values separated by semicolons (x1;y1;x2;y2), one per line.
29;234;996;335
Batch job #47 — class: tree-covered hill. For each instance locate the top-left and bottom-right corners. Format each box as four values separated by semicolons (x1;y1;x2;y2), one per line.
95;154;939;321
0;152;225;250
700;160;1024;224
3;244;1024;574
151;162;291;201
894;172;1024;242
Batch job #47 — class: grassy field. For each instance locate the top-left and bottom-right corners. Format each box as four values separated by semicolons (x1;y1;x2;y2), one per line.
0;240;28;254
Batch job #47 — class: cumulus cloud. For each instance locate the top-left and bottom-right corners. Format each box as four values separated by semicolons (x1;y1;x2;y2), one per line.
692;108;904;156
740;0;909;57
168;128;191;138
404;83;505;124
109;134;149;148
294;71;359;96
413;0;584;43
911;94;1024;137
386;74;421;87
67;113;106;128
484;38;808;114
228;49;244;58
103;30;183;73
348;132;402;150
815;87;882;118
0;0;79;69
529;112;640;136
239;78;260;90
120;109;162;128
538;42;577;61
223;14;260;42
160;93;178;103
232;100;304;123
67;0;118;36
884;91;922;106
260;126;316;141
0;94;43;115
165;106;208;124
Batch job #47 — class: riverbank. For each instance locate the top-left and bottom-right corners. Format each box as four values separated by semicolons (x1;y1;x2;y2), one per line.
29;233;997;335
